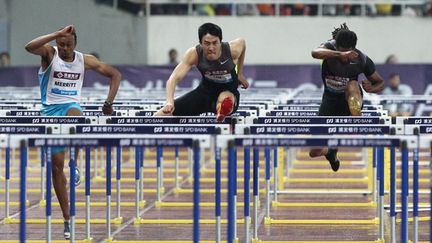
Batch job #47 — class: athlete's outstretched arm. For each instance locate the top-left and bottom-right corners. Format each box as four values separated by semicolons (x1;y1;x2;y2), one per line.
84;54;122;114
311;45;358;62
25;25;74;57
229;38;248;89
160;47;198;114
362;72;385;93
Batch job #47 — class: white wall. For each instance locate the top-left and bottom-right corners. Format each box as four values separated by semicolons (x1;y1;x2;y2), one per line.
147;16;432;65
10;0;147;66
0;0;9;53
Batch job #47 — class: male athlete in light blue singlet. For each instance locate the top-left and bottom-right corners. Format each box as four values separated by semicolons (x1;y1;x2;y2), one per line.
25;25;121;239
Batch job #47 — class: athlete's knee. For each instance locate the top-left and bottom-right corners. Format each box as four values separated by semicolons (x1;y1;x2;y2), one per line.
309;149;322;158
218;91;235;103
67;107;82;116
346;81;362;116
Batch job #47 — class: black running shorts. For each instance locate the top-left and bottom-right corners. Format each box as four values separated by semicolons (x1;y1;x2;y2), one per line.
173;81;240;116
318;91;351;116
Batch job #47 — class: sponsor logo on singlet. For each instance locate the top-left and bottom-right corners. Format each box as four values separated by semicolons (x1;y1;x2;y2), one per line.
54;71;81;80
204;70;233;83
325;75;350;92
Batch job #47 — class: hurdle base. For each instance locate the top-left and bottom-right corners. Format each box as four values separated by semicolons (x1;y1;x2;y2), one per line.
265;218;379;225
113;217;123;225
93;177;178;183
0;200;29;206
172;188;266;195
252;238;262;243
133;217;142;225
133;218;246;224
154;200;162;209
172;187;181;194
105;238;114;243
39;201;146;208
92;176;105;182
4;218;120;224
3;217;14;224
140;200;146;208
271;201;376;208
396;216;431;223
83;238;94;243
264;217;272;225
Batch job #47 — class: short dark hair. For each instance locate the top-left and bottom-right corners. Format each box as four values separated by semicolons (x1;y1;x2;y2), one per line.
198;23;222;43
335;29;357;49
58;27;77;44
332;23;349;39
0;52;10;58
169;49;177;55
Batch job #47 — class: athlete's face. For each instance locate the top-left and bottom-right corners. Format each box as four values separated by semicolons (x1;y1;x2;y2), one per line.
389;75;400;89
56;35;76;61
200;34;221;61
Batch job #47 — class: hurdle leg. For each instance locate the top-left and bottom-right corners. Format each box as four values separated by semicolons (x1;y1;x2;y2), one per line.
413;147;419;243
134;146;141;223
378;148;385;240
26;147;29;203
106;145;112;241
85;146;92;240
19;140;27;243
215;147;222;243
390;147;396;243
40;147;45;205
193;140;201;243
401;143;409;243
430;148;432;243
46;147;52;243
233;149;238;241
160;147;164;189
252;147;260;241
244;147;251;243
175;146;180;190
264;147;271;221
116;146;122;223
70;147;76;243
156;146;162;204
373;147;378;212
227;141;236;243
273;147;278;202
5;147;10;219
140;146;144;203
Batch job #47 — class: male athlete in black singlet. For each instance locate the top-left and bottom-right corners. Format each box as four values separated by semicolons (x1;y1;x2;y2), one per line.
309;24;384;171
155;22;248;121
